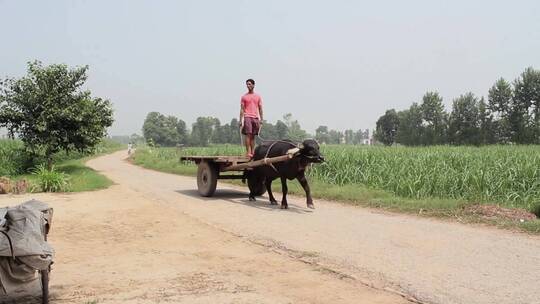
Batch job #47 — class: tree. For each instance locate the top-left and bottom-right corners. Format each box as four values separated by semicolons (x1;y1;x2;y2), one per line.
275;120;289;140
0;61;113;168
315;125;330;144
448;93;481;145
229;118;240;144
420;92;447;145
395;103;423;146
283;113;307;142
260;120;277;141
478;97;497;144
209;118;222;144
375;109;399;146
142;112;180;146
344;129;354;144
328;129;343;144
488;78;513;142
176;119;188;145
163;115;181;146
513;67;540;143
190;116;216;146
129;133;145;145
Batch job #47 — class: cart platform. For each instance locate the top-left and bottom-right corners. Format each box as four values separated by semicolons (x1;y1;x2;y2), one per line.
180;148;299;197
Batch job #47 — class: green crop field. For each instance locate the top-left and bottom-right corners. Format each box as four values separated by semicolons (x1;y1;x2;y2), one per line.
310;145;540;212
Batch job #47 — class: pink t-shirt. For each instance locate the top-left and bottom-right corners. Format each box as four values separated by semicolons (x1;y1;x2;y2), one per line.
241;93;262;119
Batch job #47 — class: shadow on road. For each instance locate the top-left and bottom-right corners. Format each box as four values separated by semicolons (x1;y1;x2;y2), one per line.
175;189;313;214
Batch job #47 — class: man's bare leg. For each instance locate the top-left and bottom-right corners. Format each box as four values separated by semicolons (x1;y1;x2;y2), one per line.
249;134;256;156
244;135;251;157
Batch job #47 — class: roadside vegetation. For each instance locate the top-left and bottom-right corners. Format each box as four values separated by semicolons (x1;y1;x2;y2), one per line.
1;139;121;193
0;61;116;194
132;144;540;233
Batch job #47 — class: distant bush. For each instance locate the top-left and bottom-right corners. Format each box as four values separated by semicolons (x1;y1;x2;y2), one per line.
32;164;70;192
0;140;31;176
0;139;123;177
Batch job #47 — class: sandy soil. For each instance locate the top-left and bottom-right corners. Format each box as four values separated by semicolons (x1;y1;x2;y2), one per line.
1;150;539;304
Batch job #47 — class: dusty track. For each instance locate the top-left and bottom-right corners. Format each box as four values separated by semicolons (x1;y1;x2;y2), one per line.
1;150;539;304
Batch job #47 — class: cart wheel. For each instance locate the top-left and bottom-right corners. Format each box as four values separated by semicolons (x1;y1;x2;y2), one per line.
41;268;49;304
197;161;218;197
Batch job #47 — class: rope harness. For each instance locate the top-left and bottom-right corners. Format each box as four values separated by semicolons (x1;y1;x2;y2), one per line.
240;120;320;172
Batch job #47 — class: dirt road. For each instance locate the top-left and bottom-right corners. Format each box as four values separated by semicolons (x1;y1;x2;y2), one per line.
2;151;539;304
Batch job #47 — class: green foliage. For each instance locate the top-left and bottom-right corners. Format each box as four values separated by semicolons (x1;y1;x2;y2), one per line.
142;112;186;146
190;116;218;146
55;159;113;192
32;164;70;192
1;138;121;179
0;61;114;167
0;139;31;176
132;145;243;176
140;112;324;147
378;67;540;146
477;98;497;145
448;93;481;145
275;120;289;139
282;113;308;142
420;92;447;145
488;78;513;142
395;103;423;145
375;109;399;145
315;125;330;144
512;67;540;143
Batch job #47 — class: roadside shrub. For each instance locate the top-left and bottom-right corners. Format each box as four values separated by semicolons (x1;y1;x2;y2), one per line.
32;164;70;192
0;140;31;176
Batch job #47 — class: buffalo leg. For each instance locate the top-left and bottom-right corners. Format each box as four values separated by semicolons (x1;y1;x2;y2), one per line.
280;176;288;209
297;172;314;209
266;179;277;205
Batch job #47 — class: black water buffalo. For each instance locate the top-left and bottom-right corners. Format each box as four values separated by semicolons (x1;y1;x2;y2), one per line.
243;139;324;209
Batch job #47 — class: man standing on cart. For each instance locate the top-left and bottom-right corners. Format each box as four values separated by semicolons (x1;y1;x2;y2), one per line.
239;78;263;158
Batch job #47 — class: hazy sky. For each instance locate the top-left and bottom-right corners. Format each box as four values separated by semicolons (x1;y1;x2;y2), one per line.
1;0;539;136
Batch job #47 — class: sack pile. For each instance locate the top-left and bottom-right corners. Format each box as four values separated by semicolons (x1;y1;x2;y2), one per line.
0;200;54;295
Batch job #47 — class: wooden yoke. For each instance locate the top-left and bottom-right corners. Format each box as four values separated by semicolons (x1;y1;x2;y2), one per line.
223;147;300;171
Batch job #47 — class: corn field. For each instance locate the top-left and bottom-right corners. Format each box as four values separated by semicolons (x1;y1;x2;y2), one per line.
311;145;540;211
143;144;540;212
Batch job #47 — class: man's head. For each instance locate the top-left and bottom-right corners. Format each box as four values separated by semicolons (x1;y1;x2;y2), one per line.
246;79;255;93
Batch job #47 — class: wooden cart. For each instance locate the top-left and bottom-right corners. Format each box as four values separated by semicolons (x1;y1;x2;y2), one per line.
180;148;299;197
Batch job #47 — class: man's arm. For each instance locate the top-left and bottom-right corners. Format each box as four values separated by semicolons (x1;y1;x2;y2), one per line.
259;98;263;121
239;107;244;127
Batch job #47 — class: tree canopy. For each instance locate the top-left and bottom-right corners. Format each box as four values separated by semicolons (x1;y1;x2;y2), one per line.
375;67;540;146
0;61;114;167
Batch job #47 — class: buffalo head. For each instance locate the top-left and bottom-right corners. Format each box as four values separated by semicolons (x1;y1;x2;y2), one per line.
298;139;325;163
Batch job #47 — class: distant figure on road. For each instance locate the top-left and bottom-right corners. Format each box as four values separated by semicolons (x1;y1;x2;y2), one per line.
239;79;263;158
128;142;133;155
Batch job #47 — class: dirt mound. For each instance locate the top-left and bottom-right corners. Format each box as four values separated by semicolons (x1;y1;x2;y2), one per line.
466;204;537;222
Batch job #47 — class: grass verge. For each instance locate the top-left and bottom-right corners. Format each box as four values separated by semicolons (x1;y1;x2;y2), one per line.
8;140;123;193
131;147;540;234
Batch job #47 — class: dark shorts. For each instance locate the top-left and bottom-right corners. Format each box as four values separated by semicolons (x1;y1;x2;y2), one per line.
242;117;260;135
